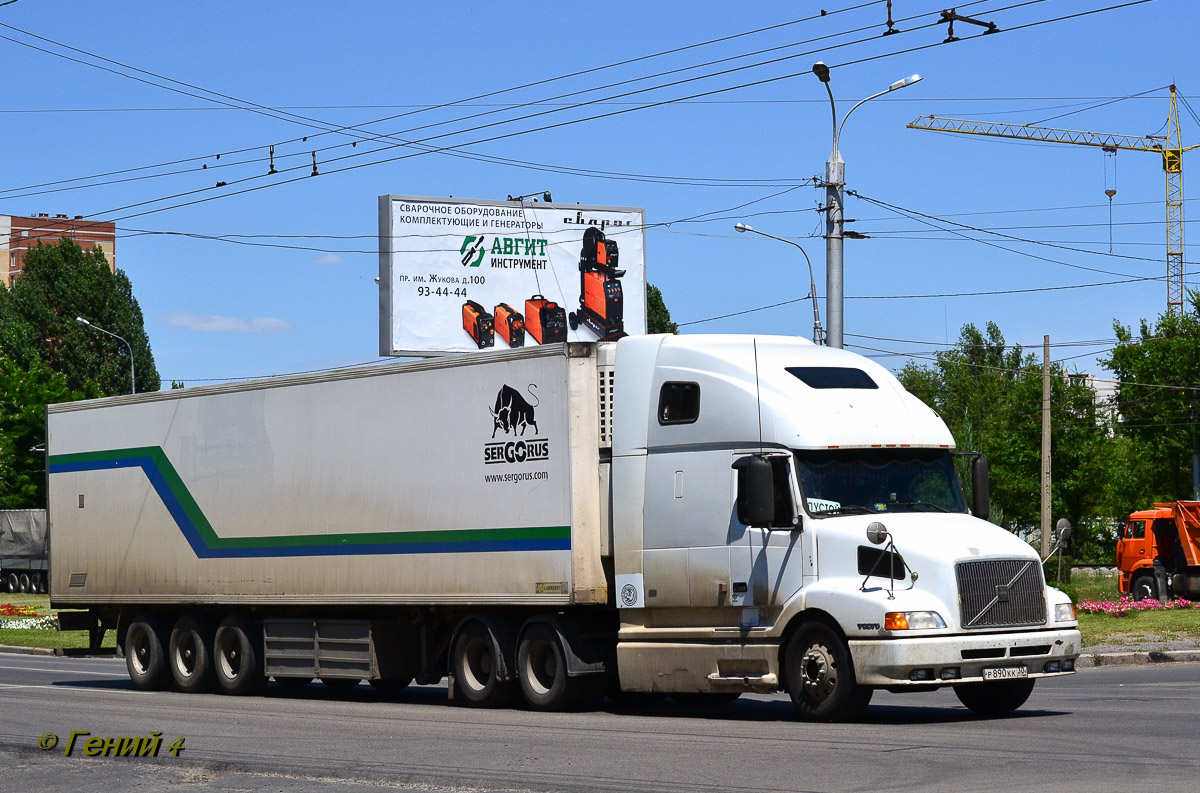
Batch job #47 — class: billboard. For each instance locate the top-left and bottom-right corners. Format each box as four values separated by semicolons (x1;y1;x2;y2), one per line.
379;195;646;356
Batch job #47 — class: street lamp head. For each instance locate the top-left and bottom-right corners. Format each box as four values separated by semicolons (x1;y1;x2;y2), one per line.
75;317;91;326
734;223;752;233
888;74;922;91
812;61;831;83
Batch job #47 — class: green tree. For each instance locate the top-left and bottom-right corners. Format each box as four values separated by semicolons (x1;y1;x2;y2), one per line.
1101;295;1200;502
0;238;159;396
0;354;99;508
898;322;1112;552
646;283;678;335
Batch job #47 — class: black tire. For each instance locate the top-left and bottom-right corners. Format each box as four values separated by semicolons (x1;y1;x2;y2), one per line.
671;692;742;708
34;574;46;594
517;623;579;711
954;679;1035;716
213;614;265;695
168;614;218;693
5;572;18;593
273;676;312;690
125;614;172;691
18;573;31;593
321;677;361;690
452;621;515;708
784;622;865;722
1132;575;1156;601
368;677;412;694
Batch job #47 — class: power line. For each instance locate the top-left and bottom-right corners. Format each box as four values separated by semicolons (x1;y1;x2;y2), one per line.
90;1;1148;224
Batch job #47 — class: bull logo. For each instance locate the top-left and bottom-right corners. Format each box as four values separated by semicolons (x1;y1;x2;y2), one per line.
490;384;539;438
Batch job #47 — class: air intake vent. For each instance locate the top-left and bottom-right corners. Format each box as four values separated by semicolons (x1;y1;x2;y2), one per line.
597;362;615;447
957;559;1046;629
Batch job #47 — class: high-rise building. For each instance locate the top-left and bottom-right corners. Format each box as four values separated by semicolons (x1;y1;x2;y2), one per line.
1;213;116;288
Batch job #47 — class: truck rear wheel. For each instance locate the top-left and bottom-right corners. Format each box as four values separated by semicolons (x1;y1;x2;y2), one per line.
517;623;579;711
169;614;218;693
954;679;1035;715
784;622;870;722
125;614;172;691
452;621;514;708
214;614;265;695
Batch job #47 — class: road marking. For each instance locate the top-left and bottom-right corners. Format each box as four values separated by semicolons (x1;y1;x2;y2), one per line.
0;664;127;677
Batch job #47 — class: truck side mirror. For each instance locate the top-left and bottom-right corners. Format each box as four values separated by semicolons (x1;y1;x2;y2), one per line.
733;455;774;527
971;455;990;521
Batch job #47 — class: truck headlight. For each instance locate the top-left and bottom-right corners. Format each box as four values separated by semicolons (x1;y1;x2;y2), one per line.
885;611;946;630
1054;603;1076;622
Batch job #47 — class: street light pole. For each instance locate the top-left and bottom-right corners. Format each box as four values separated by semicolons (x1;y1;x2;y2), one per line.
734;223;823;345
76;317;135;394
812;62;922;349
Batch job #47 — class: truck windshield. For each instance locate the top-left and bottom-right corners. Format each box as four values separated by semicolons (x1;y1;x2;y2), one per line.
794;448;966;517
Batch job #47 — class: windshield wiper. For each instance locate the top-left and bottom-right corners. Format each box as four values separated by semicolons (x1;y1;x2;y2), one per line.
811;504;875;516
886;500;950;513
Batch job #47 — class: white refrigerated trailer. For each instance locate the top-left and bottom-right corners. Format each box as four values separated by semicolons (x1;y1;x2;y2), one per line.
48;335;1081;720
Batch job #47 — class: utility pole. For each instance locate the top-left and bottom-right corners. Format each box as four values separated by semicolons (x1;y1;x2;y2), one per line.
1041;336;1052;557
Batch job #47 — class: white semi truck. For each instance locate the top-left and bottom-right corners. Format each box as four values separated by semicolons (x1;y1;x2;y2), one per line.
47;335;1080;720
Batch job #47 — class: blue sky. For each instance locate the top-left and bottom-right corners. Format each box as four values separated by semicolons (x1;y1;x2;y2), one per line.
1;0;1195;386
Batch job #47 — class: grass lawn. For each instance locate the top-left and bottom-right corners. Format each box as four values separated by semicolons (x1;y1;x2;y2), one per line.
0;594;117;650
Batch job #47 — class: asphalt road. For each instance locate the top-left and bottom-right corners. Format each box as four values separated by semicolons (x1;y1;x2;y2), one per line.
1;652;1196;793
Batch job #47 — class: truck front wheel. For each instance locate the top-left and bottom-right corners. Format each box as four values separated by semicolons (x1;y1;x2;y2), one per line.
1132;575;1157;601
214;614;265;695
125;614;172;691
954;679;1035;715
784;622;871;722
169;614;218;693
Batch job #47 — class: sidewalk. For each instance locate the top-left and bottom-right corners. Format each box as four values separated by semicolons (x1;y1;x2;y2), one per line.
1079;637;1200;667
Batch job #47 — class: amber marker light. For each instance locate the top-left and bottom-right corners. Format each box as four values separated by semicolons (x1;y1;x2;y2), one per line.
885;612;909;630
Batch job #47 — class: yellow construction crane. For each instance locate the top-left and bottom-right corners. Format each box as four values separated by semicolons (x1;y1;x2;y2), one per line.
908;85;1197;313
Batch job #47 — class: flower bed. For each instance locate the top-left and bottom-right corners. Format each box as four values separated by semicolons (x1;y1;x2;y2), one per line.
0;604;40;618
1078;596;1193;617
0;615;58;630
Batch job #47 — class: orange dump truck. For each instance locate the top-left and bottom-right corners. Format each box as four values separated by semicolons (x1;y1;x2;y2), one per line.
1116;502;1200;600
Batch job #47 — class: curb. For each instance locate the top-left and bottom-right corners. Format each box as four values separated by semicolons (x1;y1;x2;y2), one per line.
1078;649;1200;667
0;643;54;656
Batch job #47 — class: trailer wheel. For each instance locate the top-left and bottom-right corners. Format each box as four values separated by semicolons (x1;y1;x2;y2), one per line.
452;621;514;708
321;677;360;690
18;573;31;593
214;614;265;696
517;623;581;711
954;679;1035;716
2;572;13;593
169;614;218;693
125;614;172;691
784;621;869;722
1132;574;1156;601
670;692;742;707
33;573;46;594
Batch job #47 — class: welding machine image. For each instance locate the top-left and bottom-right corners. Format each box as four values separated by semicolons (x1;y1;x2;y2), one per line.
494;302;525;348
462;300;495;349
568;226;626;340
524;294;567;345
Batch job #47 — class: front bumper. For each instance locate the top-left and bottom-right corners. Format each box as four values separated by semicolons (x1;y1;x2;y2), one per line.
850;627;1081;687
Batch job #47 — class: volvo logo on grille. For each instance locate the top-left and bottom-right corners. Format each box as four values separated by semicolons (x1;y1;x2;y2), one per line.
995;584;1011;602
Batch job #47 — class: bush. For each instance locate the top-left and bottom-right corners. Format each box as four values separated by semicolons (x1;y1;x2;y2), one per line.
1043;555;1073;586
1056;583;1080;604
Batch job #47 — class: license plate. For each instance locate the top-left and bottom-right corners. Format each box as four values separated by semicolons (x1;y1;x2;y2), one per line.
983;666;1029;681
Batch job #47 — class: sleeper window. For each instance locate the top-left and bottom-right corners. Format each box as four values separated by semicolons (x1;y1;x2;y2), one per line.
658;381;700;425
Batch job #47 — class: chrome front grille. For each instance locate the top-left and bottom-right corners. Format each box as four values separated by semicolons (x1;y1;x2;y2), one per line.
957;559;1046;629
